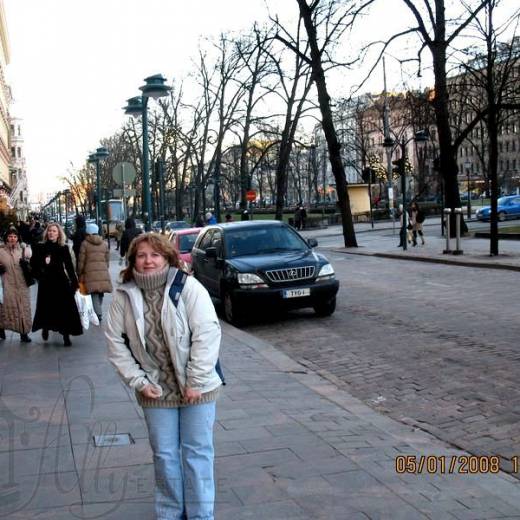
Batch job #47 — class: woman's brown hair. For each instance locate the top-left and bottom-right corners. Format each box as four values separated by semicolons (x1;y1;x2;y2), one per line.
121;232;182;283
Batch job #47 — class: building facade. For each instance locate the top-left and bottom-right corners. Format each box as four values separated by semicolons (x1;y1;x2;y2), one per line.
0;0;10;191
9;116;30;219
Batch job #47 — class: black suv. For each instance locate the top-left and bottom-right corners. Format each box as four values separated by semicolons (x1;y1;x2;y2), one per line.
191;220;339;324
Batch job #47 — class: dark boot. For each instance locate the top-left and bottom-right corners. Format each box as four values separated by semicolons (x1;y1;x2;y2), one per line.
0;328;5;340
63;334;72;347
20;333;32;343
42;329;49;341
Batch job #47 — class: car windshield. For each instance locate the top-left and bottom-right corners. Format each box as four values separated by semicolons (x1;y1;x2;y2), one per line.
497;197;510;206
225;226;308;258
178;234;198;253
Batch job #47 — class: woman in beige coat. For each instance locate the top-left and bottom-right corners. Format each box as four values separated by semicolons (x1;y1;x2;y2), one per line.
0;227;33;342
77;223;112;322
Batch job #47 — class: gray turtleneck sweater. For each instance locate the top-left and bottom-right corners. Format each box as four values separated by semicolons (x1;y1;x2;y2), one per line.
132;266;218;408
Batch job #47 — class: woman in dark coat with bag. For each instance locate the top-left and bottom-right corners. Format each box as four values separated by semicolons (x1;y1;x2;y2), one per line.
31;223;82;346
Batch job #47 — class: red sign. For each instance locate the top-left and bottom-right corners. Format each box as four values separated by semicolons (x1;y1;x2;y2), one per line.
246;190;256;202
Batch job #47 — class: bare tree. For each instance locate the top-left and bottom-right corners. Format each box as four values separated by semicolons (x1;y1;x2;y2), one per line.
452;0;520;254
268;11;315;220
277;0;370;247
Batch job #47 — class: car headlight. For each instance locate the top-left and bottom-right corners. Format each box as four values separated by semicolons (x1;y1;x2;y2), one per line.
237;273;268;288
317;263;335;279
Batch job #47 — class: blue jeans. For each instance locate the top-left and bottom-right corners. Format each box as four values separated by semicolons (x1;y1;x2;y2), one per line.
143;403;216;520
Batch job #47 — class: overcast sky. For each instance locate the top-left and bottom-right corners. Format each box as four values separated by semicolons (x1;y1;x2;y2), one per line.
4;0;428;200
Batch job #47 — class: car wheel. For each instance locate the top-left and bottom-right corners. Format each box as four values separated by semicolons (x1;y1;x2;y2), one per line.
313;297;336;317
223;289;244;326
498;211;506;222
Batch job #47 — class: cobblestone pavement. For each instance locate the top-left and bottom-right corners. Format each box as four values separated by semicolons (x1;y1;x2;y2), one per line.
245;251;520;475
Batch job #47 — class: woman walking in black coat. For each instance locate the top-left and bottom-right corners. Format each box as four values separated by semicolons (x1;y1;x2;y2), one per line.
119;217;142;260
31;223;82;346
71;215;87;267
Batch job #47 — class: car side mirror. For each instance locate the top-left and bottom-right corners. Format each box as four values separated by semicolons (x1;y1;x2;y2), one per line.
205;247;217;258
307;238;318;248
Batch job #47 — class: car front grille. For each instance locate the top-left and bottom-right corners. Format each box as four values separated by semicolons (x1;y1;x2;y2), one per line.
264;266;315;283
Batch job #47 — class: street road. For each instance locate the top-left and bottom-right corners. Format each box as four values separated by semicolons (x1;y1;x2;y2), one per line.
244;232;520;474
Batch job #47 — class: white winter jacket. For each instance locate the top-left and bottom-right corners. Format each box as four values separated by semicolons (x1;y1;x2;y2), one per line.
105;267;222;396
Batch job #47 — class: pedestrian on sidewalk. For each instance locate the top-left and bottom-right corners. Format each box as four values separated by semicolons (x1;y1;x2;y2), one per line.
396;204;406;248
119;217;142;262
205;211;217;225
30;223;82;346
71;215;87;267
410;201;425;246
77;223;112;323
0;227;33;342
105;233;222;520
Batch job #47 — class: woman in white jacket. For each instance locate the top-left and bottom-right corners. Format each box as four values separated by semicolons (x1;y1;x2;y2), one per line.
105;233;221;520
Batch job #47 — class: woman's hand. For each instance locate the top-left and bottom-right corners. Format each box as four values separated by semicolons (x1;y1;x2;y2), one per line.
184;387;202;404
140;384;162;399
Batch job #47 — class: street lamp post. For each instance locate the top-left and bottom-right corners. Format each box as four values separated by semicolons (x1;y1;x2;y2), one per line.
123;74;171;231
383;130;429;251
88;147;110;234
57;192;62;224
464;160;471;219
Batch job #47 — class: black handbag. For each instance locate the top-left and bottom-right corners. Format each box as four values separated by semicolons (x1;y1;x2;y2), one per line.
19;258;35;287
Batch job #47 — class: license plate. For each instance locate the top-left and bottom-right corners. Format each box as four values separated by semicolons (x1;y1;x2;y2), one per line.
283;288;310;299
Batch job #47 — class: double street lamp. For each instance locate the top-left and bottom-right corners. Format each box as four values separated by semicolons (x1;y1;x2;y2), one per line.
123;74;171;231
383;130;429;251
88;146;110;233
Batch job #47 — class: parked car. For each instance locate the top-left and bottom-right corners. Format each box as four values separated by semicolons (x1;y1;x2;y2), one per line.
165;220;190;232
475;195;520;222
134;219;145;232
170;227;202;271
191;220;339;325
151;221;164;233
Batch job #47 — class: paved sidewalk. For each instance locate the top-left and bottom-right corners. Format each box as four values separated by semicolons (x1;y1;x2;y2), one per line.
301;221;520;271
2;260;520;518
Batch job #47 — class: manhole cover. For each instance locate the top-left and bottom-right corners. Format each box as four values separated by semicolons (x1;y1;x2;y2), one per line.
93;433;134;447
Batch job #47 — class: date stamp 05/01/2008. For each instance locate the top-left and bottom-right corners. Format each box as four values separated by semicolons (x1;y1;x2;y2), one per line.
395;455;519;475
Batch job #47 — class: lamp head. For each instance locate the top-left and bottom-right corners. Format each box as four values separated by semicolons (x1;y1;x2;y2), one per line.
382;136;395;148
123;96;144;117
414;130;429;143
140;74;171;99
87;153;98;164
95;147;109;161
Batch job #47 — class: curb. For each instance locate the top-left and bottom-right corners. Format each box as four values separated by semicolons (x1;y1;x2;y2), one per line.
332;248;520;272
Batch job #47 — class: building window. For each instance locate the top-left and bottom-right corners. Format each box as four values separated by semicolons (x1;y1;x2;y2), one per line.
17;147;21;158
506;141;510;152
506;159;510;171
11;147;15;158
499;142;503;153
500;160;504;171
513;159;517;170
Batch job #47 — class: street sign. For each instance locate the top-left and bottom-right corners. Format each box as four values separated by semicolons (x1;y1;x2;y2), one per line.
113;188;136;198
112;162;136;185
246;189;256;202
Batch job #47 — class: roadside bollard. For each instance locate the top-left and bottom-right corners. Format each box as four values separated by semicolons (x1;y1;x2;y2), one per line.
453;207;464;255
443;208;452;254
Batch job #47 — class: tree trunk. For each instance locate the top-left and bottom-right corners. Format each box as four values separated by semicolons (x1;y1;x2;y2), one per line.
431;42;466;236
297;0;357;247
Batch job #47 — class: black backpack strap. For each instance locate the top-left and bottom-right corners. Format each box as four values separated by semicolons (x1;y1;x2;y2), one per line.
168;269;226;385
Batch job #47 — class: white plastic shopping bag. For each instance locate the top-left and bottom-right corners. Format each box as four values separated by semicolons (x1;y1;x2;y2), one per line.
74;291;100;330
